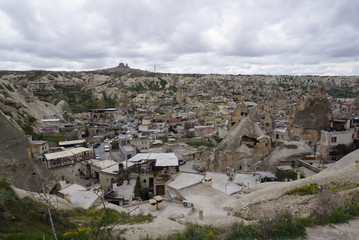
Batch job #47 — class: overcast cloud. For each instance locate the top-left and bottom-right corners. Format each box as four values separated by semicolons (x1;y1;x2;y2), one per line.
0;0;358;75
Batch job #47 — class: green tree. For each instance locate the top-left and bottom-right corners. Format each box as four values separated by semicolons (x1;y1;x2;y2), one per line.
134;176;141;198
111;140;119;149
84;126;90;137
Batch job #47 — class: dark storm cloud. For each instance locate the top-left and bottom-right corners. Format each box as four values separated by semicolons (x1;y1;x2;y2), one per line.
0;0;358;75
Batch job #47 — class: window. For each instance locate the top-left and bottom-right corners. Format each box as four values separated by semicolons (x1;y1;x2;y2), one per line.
331;137;337;143
352;134;354;139
143;179;146;183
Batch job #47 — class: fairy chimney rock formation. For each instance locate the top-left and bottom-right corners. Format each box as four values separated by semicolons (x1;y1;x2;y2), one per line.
287;86;332;145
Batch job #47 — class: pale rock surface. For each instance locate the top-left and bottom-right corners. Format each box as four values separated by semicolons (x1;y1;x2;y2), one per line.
0;110;59;192
321;149;359;173
226;162;359;219
211;116;264;172
56;100;72;114
263;141;312;171
287;86;332;144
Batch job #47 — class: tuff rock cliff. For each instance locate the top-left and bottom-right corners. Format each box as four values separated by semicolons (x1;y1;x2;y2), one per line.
0;110;59;193
287;86;332;144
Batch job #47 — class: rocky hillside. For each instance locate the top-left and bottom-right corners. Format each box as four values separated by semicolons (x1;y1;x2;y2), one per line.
0;78;64;134
1;68;359;115
0;110;59;193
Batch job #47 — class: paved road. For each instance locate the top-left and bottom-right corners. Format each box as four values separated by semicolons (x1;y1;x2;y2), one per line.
94;142;110;160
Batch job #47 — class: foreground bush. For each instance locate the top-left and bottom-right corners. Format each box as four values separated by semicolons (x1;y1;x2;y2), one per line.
164;223;223;240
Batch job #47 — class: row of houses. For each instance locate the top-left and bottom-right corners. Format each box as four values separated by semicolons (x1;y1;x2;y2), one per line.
44;147;94;169
72;153;180;205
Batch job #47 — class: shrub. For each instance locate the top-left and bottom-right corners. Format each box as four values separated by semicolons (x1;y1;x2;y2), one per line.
277;168;304;182
285;184;319;196
111;140;119;149
344;194;359;216
255;211;308;239
224;221;257;240
328;208;352;224
311;191;341;224
166;223;222;240
213;137;223;143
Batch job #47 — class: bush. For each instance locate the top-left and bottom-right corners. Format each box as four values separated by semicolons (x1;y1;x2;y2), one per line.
166;223;222;240
276;169;304;182
344;195;359;216
311;191;342;224
224;221;257;240
285;184;319;196
111;140;119;149
255;211;308;239
328;208;352;224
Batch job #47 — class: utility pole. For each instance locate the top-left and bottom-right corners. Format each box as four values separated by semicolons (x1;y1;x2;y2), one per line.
154;65;156;73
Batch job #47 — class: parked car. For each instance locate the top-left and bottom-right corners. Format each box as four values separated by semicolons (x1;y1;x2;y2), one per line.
104;138;110;143
95;154;100;159
104;145;110;152
93;143;100;148
178;158;186;165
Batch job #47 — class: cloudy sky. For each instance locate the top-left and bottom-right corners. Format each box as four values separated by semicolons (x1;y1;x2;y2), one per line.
0;0;358;75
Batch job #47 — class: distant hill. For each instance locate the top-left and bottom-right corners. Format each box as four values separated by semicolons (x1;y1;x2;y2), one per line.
93;62;148;74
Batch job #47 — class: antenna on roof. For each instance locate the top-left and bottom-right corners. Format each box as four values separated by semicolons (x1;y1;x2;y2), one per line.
154;65;156;73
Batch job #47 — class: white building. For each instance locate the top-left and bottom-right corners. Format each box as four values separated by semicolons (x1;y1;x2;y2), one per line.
320;118;356;160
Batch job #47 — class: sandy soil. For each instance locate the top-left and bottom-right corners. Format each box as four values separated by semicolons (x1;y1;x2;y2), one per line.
113;217;185;240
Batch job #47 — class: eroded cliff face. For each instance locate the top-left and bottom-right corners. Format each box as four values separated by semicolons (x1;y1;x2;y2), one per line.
0;79;64;134
349;96;359;115
287;86;332;144
209;112;268;172
0;110;59;193
263;141;312;172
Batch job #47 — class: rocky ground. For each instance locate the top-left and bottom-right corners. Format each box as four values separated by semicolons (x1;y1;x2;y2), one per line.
304;218;359;240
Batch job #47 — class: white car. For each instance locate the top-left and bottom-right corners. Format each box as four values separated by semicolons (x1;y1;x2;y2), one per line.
104;145;110;152
95;154;100;159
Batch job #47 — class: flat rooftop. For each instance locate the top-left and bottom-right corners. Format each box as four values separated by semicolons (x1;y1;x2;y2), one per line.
91;159;118;169
179;184;233;216
167;172;204;190
128;153;178;167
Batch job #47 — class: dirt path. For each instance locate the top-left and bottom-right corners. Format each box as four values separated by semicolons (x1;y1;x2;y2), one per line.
113;217;185;240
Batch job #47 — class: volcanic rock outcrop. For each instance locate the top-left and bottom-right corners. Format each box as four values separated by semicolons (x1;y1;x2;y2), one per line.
227;101;256;131
226;150;359;220
287;86;332;145
94;62;146;74
56;100;72;114
210;111;271;172
349;96;359;115
263;141;312;172
0;110;59;192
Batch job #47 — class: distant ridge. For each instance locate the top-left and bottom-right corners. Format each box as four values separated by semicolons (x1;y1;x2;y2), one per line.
93;62;148;74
